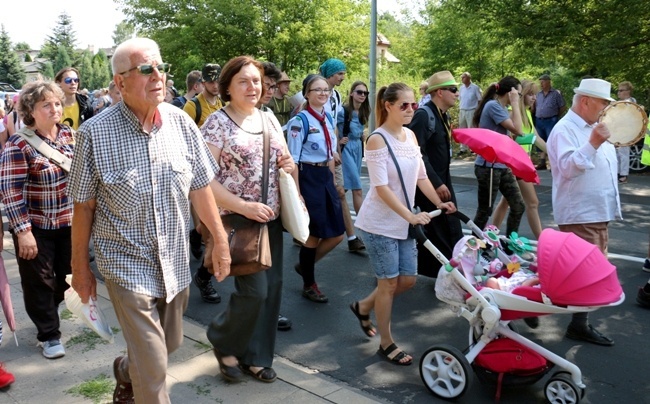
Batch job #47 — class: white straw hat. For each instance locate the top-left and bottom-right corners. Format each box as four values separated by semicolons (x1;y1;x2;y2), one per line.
573;78;614;101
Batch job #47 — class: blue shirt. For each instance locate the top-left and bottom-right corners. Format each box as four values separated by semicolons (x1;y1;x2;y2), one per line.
475;100;510;169
287;111;337;164
535;88;565;119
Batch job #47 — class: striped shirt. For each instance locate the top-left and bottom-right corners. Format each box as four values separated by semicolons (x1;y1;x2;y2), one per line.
68;101;217;302
0;124;74;233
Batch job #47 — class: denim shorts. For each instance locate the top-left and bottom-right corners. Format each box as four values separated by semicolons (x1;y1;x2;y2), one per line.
358;229;418;279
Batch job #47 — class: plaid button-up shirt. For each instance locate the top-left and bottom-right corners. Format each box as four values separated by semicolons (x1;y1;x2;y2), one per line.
0;124;75;233
68;102;217;301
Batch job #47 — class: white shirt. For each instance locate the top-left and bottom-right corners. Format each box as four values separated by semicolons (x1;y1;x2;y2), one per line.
547;109;621;225
459;82;482;110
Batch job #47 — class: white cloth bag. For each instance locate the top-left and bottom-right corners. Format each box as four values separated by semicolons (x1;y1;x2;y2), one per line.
278;168;310;243
64;275;114;343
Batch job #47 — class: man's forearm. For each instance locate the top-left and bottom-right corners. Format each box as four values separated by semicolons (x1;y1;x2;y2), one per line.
71;201;96;272
189;185;227;244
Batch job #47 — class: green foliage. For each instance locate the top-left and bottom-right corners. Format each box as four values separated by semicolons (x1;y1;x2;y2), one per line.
24;53;32;62
53;46;72;76
79;51;94;89
67;328;110;353
90;50;112;89
66;373;113;404
40;12;78;64
113;21;136;46
119;0;370;77
0;25;26;88
14;42;30;51
39;62;55;80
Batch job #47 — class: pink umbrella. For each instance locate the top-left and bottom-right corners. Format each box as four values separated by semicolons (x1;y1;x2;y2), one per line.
0;257;17;345
452;128;540;185
536;229;623;306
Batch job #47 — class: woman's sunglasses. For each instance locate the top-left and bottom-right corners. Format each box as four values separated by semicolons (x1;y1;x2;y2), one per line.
354;90;369;96
63;77;80;84
119;63;172;76
398;102;418;111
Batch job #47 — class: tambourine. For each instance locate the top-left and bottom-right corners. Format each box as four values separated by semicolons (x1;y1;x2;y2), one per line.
598;101;648;147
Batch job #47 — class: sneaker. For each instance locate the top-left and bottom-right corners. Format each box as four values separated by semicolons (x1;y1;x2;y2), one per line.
637;287;650;308
189;229;203;260
642;258;650;273
42;339;65;359
193;272;221;303
113;356;134;403
348;237;366;252
565;324;614;346
0;364;15;388
302;284;328;303
277;314;292;331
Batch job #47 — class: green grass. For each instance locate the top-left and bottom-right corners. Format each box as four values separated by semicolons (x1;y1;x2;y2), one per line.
67;327;120;353
60;309;74;320
193;341;211;350
65;373;113;403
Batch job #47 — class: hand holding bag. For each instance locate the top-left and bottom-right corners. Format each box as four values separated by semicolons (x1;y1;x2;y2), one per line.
220;113;273;277
278;168;310;243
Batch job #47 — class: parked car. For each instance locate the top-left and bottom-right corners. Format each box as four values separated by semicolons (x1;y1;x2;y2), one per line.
0;82;19;102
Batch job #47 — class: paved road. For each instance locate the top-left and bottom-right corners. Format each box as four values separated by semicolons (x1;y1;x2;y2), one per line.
184;164;650;403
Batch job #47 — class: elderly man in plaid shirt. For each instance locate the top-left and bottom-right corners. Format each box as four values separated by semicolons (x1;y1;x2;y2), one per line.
68;38;231;404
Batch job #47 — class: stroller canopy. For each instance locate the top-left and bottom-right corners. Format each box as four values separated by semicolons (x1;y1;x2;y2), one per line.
537;229;622;306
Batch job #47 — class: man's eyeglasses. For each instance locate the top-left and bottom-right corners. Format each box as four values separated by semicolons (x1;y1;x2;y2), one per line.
354;90;369;96
63;77;80;84
397;102;418;111
119;63;172;76
441;87;458;94
309;88;331;94
264;83;278;92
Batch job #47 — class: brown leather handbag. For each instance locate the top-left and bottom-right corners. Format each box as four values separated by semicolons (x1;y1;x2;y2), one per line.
220;113;272;277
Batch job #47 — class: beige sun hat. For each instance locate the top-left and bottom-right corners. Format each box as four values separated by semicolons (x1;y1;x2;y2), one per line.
426;71;459;93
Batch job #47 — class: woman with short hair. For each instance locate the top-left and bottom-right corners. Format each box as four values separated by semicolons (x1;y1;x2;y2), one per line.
0;80;75;359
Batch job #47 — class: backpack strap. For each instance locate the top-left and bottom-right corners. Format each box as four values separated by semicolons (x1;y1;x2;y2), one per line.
190;97;202;125
15;128;72;172
419;104;437;133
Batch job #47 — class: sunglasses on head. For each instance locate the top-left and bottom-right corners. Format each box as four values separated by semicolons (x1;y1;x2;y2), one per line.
354;90;369;96
441;87;458;93
119;63;172;76
398;102;418;111
63;77;80;84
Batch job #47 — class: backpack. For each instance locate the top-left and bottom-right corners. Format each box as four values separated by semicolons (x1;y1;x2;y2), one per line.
189;97;202;125
295;111;335;162
171;96;187;109
419;104;437;133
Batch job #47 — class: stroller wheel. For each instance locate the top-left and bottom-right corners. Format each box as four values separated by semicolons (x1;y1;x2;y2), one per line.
419;344;472;399
544;372;583;404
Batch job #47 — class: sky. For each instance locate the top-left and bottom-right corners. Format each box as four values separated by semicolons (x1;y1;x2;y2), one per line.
2;0;410;52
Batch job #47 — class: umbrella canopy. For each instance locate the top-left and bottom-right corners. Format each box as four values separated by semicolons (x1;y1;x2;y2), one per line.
452;128;540;185
0;258;16;332
536;229;622;306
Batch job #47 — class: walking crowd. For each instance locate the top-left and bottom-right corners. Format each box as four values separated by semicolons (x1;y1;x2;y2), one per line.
0;36;649;402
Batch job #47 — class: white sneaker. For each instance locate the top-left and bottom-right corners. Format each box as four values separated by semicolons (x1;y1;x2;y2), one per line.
42;339;65;359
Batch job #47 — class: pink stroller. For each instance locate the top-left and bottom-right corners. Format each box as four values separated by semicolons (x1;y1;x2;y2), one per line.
416;213;624;403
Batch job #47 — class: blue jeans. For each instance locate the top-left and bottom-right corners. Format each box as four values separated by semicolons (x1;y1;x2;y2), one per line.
358;229;417;279
535;116;559;142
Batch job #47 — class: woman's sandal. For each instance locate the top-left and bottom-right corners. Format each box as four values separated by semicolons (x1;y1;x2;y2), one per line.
239;364;277;383
213;348;243;382
349;302;376;337
377;343;412;366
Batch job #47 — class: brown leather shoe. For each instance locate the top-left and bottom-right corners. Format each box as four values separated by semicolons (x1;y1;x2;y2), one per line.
113;356;134;404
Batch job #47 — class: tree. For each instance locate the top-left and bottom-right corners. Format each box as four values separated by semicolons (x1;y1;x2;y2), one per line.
40;12;78;63
78;50;94;89
24;53;32;62
90;50;112;89
53;45;72;76
14;42;30;51
112;21;136;46
40;62;55;80
0;25;26;88
120;0;370;75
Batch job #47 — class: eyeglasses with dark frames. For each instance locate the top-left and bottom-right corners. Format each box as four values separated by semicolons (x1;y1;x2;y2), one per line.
354;90;369;96
119;63;172;76
441;87;459;94
397;102;418;111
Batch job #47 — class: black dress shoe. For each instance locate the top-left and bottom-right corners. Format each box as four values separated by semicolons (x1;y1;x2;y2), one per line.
565;324;614;346
277;314;292;331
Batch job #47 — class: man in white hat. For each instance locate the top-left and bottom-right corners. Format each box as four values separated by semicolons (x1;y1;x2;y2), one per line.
547;78;620;346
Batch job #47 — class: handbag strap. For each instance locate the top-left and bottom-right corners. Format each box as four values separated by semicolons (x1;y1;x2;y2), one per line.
261;111;270;205
368;130;412;210
15;127;72;172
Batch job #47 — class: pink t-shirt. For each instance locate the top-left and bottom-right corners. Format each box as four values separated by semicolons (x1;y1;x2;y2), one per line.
201;109;285;218
355;127;427;239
